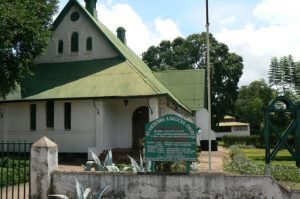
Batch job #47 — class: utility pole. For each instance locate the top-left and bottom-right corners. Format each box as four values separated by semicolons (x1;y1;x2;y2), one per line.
205;0;212;172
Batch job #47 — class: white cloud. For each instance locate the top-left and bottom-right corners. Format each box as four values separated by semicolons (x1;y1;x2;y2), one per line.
215;0;300;86
97;3;182;56
219;16;236;25
154;18;182;41
253;0;300;25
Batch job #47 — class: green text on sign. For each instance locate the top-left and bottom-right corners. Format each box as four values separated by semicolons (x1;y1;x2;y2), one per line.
145;114;198;161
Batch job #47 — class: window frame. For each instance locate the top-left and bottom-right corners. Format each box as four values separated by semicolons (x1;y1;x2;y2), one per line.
71;32;79;52
58;40;64;54
30;104;36;131
46;100;54;128
86;37;92;51
64;102;71;130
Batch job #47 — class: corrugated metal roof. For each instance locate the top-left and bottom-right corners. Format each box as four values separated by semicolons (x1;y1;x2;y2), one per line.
154;70;205;111
20;58;164;100
219;122;249;127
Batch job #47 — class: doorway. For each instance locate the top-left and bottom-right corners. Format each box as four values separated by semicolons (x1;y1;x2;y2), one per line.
132;106;149;149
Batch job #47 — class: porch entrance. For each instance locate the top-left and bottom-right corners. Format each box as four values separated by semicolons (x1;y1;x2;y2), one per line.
132;106;149;149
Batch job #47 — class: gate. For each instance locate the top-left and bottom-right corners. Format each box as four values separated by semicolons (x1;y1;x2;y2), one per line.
263;96;300;175
0;142;32;199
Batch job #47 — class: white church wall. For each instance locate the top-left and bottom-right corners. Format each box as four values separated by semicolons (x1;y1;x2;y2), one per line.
35;5;118;64
103;98;148;150
6;103;30;132
3;100;96;152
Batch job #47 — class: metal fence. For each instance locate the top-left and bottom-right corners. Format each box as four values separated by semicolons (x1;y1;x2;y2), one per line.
0;142;32;199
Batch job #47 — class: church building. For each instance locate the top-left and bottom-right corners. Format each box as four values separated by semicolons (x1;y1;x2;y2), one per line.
0;0;216;155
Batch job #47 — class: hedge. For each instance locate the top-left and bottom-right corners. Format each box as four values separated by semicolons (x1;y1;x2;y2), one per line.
222;135;262;148
224;146;300;183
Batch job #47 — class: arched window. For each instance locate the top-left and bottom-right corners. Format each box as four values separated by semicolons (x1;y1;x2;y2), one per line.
58;40;63;54
86;37;92;51
71;32;79;52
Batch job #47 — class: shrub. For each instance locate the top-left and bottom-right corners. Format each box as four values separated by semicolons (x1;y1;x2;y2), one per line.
222;135;262;148
225;146;300;183
0;159;30;187
224;146;264;175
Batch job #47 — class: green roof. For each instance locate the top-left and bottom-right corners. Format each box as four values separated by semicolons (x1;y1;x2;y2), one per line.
2;0;195;112
19;58;168;100
154;70;205;111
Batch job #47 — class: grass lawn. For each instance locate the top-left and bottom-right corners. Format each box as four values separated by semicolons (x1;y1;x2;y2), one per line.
240;148;300;190
241;148;297;167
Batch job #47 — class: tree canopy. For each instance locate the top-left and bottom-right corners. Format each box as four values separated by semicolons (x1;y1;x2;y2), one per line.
234;79;276;133
0;0;58;98
142;33;244;128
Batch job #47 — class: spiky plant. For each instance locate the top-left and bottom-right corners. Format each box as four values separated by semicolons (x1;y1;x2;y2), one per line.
49;178;110;199
127;154;151;173
83;150;119;172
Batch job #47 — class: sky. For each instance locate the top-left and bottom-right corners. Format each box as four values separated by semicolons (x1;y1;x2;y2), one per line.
57;0;300;86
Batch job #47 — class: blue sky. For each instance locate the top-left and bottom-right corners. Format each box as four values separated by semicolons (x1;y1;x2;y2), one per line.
57;0;300;86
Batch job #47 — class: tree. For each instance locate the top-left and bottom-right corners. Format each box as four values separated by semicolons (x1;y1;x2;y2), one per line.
281;56;291;91
294;62;300;94
268;57;278;87
142;33;244;127
234;79;276;134
0;0;58;98
268;55;300;95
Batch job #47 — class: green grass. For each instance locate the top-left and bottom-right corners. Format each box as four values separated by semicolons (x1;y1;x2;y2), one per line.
241;148;297;167
225;146;300;190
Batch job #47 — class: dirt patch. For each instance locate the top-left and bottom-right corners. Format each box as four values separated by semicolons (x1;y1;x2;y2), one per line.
198;146;230;172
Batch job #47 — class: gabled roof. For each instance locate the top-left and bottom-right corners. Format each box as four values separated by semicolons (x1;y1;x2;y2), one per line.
154;70;205;111
19;58;169;100
2;0;207;113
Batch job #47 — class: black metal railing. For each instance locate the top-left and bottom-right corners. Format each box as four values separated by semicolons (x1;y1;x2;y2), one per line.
0;141;32;199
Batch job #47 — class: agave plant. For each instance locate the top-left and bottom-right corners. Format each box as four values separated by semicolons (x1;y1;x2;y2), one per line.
127;154;151;173
83;150;119;172
49;178;110;199
190;162;199;172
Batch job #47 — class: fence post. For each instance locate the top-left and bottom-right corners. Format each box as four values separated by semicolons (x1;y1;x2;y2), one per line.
30;136;58;199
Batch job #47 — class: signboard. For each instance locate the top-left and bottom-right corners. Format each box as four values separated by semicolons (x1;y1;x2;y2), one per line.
145;114;198;161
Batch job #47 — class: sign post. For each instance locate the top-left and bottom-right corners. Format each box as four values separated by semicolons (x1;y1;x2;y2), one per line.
145;114;199;172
